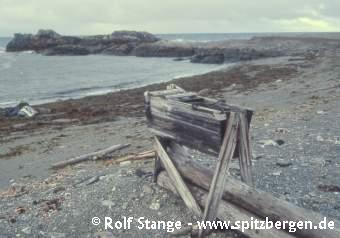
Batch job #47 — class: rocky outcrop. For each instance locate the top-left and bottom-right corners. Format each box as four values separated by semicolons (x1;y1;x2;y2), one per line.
6;29;160;56
133;41;195;57
6;29;284;63
191;47;283;64
42;45;90;56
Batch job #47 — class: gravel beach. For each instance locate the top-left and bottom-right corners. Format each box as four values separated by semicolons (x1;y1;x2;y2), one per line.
0;36;340;237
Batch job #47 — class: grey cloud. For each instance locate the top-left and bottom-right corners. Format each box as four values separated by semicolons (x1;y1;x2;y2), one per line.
0;0;339;36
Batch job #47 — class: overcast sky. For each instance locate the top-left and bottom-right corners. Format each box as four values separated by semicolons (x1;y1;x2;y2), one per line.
1;0;340;36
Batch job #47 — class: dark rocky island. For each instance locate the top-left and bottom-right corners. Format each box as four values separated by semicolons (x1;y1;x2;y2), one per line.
6;29;285;64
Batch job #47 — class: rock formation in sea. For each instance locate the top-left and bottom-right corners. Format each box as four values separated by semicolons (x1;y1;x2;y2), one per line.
6;29;284;64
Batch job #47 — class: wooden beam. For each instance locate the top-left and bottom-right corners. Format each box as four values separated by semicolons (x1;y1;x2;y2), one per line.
199;112;239;237
238;112;253;186
165;144;340;238
154;137;202;216
157;171;295;238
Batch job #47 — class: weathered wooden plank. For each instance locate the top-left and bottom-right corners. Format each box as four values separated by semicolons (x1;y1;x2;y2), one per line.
150;107;221;137
150;96;225;122
158;171;296;238
150;105;223;132
149;124;221;155
199;112;239;237
238;112;253;186
154;137;202;216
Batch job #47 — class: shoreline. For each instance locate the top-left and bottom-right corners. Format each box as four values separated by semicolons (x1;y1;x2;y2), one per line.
0;56;299;135
0;57;228;108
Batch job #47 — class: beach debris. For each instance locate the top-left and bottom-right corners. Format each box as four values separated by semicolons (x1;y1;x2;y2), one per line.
318;184;340;193
272;171;282;176
18;105;38;117
275;128;290;134
50;143;130;169
15;206;26;214
4;102;38;118
316;110;327;115
101;200;115;209
316;135;324;142
149;200;161;210
22;227;32;235
72;172;107;187
85;175;100;185
258;139;284;147
104;149;155;166
39;197;64;212
276;160;292;167
119;161;132;166
0;185;28;198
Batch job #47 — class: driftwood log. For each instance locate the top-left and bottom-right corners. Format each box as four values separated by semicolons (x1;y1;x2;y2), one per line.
164;142;340;238
111;150;155;164
157;172;295;238
50;143;130;169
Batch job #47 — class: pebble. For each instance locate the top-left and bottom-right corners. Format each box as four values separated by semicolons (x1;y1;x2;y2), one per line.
101;200;115;209
22;227;31;235
276;160;292;167
272;171;282;176
149;201;161;210
142;184;154;194
122;202;128;210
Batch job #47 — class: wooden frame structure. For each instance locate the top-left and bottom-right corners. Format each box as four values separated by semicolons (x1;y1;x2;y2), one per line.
145;85;340;238
145;84;254;237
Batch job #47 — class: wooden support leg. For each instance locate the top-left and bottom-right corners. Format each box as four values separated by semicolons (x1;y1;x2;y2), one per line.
198;112;239;238
154;136;202;216
238;112;254;186
153;156;162;183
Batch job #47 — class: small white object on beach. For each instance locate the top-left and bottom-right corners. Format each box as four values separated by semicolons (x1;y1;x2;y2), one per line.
258;139;278;147
149;201;161;210
101;200;115;209
272;171;282;176
316;110;327;115
316;135;324;142
275;79;282;83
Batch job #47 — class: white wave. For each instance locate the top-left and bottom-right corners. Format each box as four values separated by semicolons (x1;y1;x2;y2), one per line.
0;100;18;108
21;50;34;54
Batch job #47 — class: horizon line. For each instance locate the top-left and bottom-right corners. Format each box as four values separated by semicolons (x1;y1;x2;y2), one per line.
1;30;340;38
